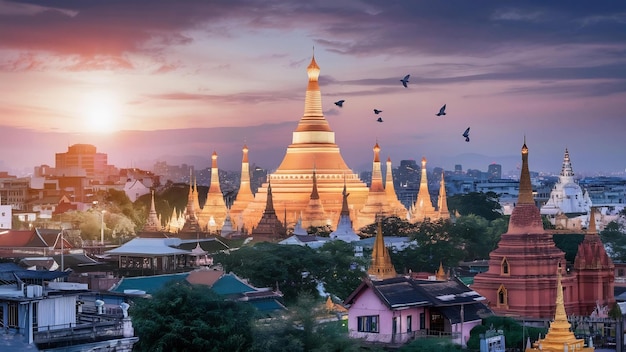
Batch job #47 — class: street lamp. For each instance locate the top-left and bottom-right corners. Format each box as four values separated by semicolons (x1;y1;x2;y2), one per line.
100;210;106;246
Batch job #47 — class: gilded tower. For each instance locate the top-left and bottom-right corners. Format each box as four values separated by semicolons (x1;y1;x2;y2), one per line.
240;55;370;231
437;173;450;220
142;190;161;232
198;151;228;233
367;218;397;280
301;168;329;229
229;144;255;230
385;157;409;218
409;157;438;222
356;143;406;229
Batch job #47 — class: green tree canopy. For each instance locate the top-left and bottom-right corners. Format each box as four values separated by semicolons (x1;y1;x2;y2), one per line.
601;220;626;262
447;191;503;221
131;280;256;352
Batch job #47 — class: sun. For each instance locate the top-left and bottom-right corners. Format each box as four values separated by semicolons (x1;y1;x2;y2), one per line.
81;91;120;133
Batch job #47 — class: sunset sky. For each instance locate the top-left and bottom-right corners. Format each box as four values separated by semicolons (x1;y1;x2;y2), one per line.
1;0;625;176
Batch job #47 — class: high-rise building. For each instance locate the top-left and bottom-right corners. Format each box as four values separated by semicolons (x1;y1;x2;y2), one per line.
487;163;502;179
55;144;111;183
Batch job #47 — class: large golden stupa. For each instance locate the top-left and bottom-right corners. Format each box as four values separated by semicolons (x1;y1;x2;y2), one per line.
240;55;373;231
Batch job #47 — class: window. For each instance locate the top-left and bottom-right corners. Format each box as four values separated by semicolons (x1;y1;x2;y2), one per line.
357;315;379;333
420;312;425;330
497;285;508;307
501;258;509;275
407;315;412;332
8;302;19;328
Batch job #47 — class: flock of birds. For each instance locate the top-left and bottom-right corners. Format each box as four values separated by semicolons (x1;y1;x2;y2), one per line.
333;74;471;142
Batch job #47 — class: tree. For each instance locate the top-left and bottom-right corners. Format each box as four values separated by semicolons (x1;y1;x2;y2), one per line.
316;240;367;300
214;242;323;303
601;221;626;262
358;216;419;238
131;280;256;352
447;192;503;221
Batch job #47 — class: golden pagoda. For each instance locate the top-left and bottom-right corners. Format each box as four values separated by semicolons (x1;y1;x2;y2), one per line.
229;144;255;230
435;261;448;281
437;173;451;220
240;54;371;232
368;218;397;280
181;171;201;233
526;270;593;351
142;190;161;232
409;157;439;222
301;168;330;229
385;156;409;218
250;181;287;242
193;175;201;217
198;151;228;233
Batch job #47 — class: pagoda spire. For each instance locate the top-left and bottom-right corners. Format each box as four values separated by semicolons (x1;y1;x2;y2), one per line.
384;157;397;202
310;167;320;200
368;218;397;280
588;207;598;235
229;144;255;230
437;173;450;219
409;157;436;222
369;143;384;192
340;176;350;216
436;261;447;281
560;148;575;179
198;151;227;232
208;151;222;194
265;181;275;214
193;174;201;213
508;139;544;234
142;190;161;232
518;137;534;205
186;169;197;219
528;269;591;351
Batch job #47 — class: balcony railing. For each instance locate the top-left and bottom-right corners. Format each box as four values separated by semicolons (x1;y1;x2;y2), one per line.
33;318;125;344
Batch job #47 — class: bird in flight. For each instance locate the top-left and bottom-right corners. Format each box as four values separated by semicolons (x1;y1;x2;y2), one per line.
373;109;383;114
400;75;410;88
376;117;384;123
334;100;345;107
436;104;446;116
463;127;470;142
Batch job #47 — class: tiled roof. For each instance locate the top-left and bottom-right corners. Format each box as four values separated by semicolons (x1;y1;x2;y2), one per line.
109;273;190;294
437;302;493;324
0;230;48;248
372;277;431;308
186;269;224;286
0;262;68;282
105;238;190;256
211;274;256;296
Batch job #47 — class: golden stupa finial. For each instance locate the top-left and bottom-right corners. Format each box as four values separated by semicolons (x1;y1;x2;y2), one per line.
436;261;447;281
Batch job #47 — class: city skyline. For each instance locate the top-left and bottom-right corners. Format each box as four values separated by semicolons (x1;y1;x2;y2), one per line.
1;1;625;176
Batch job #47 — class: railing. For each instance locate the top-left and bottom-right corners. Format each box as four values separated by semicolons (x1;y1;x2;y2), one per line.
33;318;125;344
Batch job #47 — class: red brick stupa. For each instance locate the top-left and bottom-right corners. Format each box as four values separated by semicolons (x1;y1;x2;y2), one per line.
472;140;578;320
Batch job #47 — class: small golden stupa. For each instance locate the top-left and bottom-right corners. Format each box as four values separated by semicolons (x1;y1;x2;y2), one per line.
526;269;593;351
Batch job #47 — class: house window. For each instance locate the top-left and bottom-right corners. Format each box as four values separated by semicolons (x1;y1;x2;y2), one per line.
8;302;19;328
497;285;508;307
420;312;425;330
357;315;379;333
407;315;412;332
501;258;509;275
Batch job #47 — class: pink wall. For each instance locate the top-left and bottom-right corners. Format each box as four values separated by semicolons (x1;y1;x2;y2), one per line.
348;286;426;343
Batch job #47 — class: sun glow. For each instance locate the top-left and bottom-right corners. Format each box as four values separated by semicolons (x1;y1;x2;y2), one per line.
81;91;121;133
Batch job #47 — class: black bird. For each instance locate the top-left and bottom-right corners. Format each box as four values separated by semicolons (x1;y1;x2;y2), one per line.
373;109;383;114
376;117;383;123
463;127;470;142
400;74;410;88
334;100;345;107
436;104;446;116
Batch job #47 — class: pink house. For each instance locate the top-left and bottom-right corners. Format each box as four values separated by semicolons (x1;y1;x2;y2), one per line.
344;276;492;347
